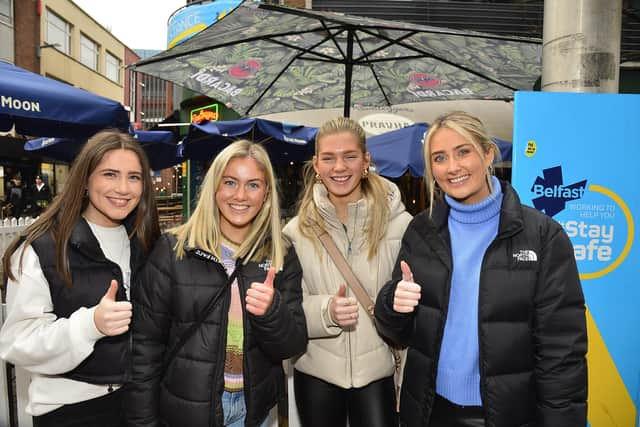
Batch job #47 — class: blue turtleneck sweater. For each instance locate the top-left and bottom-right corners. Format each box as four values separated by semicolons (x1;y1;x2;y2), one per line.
436;176;503;406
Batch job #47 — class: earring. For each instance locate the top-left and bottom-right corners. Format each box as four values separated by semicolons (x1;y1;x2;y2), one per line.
361;168;369;179
488;164;494;175
315;173;322;184
84;189;89;198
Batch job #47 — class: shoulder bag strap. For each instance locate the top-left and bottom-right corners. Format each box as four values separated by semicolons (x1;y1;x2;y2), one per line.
160;265;240;377
311;223;375;320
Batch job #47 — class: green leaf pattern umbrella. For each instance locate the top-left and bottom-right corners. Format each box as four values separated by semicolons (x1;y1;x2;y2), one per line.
135;1;541;117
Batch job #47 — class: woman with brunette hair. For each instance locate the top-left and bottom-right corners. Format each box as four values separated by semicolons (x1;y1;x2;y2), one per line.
0;129;160;427
125;140;307;427
283;117;412;427
375;111;587;427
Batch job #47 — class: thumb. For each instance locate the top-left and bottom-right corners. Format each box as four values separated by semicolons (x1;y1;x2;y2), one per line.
104;280;119;301
400;261;414;282
335;283;346;298
263;267;276;288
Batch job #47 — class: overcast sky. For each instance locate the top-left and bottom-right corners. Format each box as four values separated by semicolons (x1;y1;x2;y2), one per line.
73;0;186;50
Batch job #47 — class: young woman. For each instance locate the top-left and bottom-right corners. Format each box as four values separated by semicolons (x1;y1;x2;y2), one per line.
0;130;160;427
375;111;587;427
125;140;307;427
283;117;412;427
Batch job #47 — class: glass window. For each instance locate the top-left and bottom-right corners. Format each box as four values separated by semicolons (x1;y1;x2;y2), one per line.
0;0;12;23
106;51;121;83
46;9;71;55
80;34;99;70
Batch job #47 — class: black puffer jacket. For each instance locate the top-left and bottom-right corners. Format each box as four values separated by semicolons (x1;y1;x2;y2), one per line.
125;233;307;427
375;181;587;427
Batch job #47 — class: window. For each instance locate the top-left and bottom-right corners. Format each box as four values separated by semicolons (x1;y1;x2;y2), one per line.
80;34;99;70
0;0;11;24
106;51;121;83
46;10;71;55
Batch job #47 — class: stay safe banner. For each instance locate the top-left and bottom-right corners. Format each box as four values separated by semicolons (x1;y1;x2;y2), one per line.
512;91;639;427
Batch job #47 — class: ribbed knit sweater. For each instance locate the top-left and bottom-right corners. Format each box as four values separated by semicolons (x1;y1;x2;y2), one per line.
436;177;503;405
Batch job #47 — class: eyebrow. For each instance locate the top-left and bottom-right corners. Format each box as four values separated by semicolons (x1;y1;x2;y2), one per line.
98;168;143;175
431;143;473;155
222;175;264;182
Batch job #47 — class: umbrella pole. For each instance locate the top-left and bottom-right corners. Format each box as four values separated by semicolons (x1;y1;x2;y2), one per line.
343;29;354;118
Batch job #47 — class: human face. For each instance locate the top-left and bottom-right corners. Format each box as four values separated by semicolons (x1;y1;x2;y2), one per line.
313;131;370;206
429;127;494;205
83;149;143;227
215;157;267;243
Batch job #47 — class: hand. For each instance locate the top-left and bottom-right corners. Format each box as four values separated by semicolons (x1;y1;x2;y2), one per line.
245;267;276;316
393;261;421;313
94;280;132;336
329;283;359;327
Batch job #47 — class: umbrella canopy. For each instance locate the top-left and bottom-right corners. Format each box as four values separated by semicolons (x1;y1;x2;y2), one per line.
24;130;182;170
134;2;541;117
0;61;130;138
366;123;512;178
183;117;318;162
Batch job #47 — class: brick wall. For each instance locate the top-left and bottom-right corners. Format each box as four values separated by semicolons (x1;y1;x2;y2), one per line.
13;0;40;72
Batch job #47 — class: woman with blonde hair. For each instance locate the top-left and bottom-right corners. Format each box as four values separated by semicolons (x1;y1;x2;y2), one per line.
283;117;412;427
126;140;307;427
375;111;587;427
0;129;160;427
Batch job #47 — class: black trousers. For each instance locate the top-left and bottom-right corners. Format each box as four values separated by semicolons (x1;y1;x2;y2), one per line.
32;388;123;427
294;369;397;427
428;394;485;427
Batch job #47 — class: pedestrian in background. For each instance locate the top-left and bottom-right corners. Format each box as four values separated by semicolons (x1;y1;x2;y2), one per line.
0;129;161;427
283;117;412;427
5;174;28;218
32;174;52;213
125;140;307;427
375;111;587;427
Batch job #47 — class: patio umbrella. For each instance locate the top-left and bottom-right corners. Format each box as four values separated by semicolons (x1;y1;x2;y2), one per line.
134;1;541;118
0;61;130;138
24;130;182;170
366;123;512;177
183;117;318;163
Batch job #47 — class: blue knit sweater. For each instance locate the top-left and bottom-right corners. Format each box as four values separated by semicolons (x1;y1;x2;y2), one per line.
435;177;503;406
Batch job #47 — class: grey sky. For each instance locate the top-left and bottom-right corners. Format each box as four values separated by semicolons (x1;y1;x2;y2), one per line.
73;0;186;50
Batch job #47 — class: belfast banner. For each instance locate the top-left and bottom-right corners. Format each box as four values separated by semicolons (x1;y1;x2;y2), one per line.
512;91;639;427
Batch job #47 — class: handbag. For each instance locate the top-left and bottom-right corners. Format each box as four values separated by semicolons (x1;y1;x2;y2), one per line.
311;224;403;404
159;265;241;378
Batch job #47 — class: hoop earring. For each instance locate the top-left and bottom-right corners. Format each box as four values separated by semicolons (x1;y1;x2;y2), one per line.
315;173;322;184
361;168;369;179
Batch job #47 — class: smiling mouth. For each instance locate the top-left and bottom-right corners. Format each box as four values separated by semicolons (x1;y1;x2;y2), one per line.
229;204;250;212
449;175;469;184
331;176;351;183
108;197;131;207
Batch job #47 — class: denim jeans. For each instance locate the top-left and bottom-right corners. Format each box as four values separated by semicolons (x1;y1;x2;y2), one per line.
221;391;270;427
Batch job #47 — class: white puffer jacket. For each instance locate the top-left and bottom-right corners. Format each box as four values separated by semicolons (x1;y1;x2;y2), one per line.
283;177;412;388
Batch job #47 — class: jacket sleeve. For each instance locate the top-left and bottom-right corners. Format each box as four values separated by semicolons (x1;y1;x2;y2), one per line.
248;246;308;361
0;244;104;374
534;223;588;426
124;236;173;427
374;226;418;348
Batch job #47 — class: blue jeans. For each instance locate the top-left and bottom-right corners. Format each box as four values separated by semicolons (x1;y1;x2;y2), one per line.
221;391;270;427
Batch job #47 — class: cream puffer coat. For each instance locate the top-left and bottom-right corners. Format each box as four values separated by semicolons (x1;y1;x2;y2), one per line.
283;178;412;388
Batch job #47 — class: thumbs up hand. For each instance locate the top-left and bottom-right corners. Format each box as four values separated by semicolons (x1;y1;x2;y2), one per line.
393;261;421;313
93;280;133;336
328;283;359;328
246;267;276;316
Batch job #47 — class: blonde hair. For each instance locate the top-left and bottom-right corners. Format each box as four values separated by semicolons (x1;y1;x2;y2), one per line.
296;117;390;259
171;140;284;270
423;111;499;216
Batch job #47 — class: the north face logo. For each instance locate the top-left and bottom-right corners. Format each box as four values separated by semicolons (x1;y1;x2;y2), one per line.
513;250;538;262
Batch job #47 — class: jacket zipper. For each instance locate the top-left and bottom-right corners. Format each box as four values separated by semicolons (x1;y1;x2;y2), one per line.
209;261;234;427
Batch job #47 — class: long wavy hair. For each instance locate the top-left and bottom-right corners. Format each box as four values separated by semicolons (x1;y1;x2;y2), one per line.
423;111;499;216
3;129;161;286
171;140;284;270
296;117;390;259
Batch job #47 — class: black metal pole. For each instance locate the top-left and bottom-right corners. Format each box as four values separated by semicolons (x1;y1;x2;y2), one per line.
344;29;354;118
